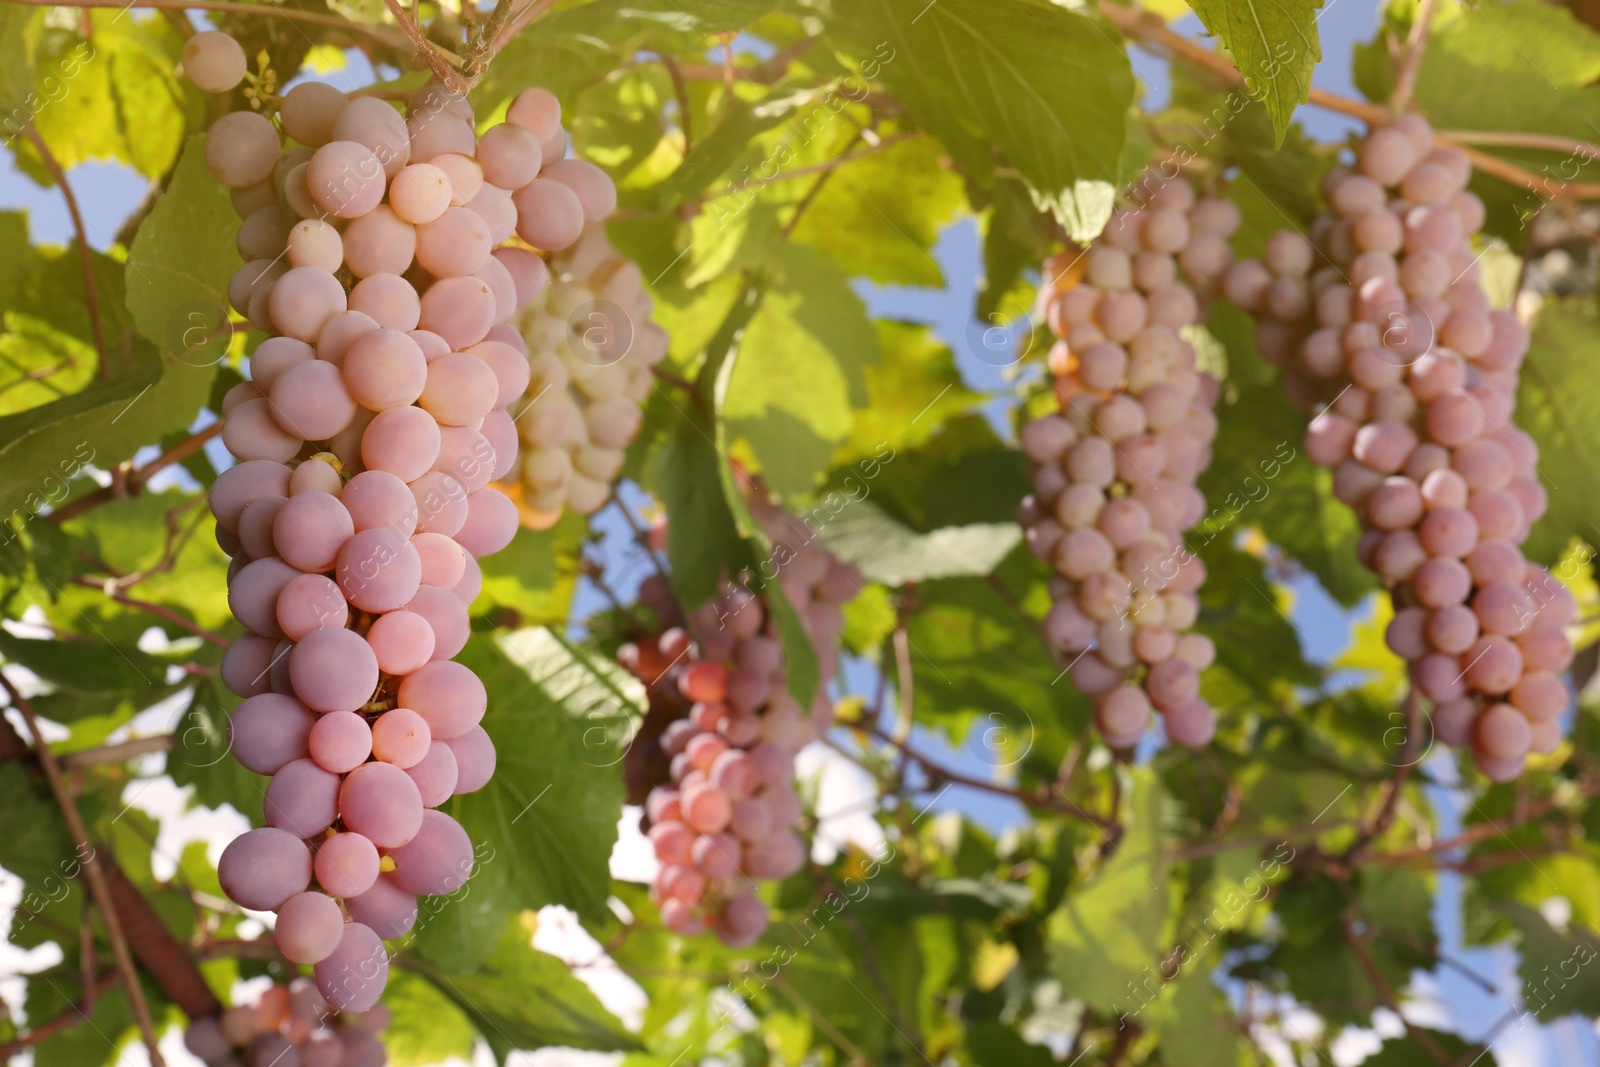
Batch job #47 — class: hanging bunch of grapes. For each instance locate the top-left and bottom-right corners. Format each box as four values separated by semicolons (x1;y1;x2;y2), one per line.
191;36;611;1007
183;979;389;1067
1018;178;1237;749
506;223;669;527
1221;116;1575;779
618;498;861;944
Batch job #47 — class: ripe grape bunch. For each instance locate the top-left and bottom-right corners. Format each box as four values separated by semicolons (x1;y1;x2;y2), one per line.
1018;179;1237;750
618;501;861;945
1221;115;1575;779
188;35;615;1007
183;979;389;1067
507;223;668;527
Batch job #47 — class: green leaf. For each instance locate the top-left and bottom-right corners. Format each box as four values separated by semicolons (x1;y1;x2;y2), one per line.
725;245;881;499
1518;297;1600;565
816;0;1132;240
1047;770;1171;1009
789;135;966;286
408;913;643;1056
1184;0;1322;145
0;630;165;692
0;762;77;889
124;132;237;365
1502;904;1600;1021
430;631;637;945
475;512;586;623
813;499;1020;586
833;321;982;469
964;1021;1057;1067
1360;1030;1486;1066
380;970;479;1067
167;672;264;819
655;412;756;612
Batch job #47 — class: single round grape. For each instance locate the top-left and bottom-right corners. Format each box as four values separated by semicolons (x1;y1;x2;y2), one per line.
1474;582;1536;636
219;827;311;911
236;204;292;261
362;406;442;482
281;81;347;147
229;556;302;637
268;359;357;442
342;472;419;540
387;810;474;895
342;328;428;412
250;340;316;401
276;572;348;640
425;731;489;802
1464;636;1524;694
430;151;484;206
406;740;459;806
389;162;454;224
468;183;519;244
308;710;372;774
403;585;470;659
348;272;421;332
268;267;347;344
1097;685;1152;746
417;275;497;349
476;122;543;190
395;660;486;741
345;874;419;941
340;761;425;848
408;471;469;537
330;95;410;177
272;491;354;573
432;425;496;493
314;831;380;899
336;527;423;613
506;86;561;141
274;892;345;967
313;922;388;1014
337;204;414;279
264;757;341;837
362;610;433;676
306;140;385;219
1476;702;1532;762
183;29;247;92
235;493;285;559
1425;605;1480;655
221;632;277;699
544;159;617;221
453;488;518;557
290;627;380;713
1146;658;1200;712
512;178;585;250
414;205;492;277
228;692;315;774
371;708;432;769
223;398;302;463
205;111;280;187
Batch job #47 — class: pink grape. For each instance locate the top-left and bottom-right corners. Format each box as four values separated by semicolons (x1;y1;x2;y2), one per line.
415;206;492;277
389;162;453;224
229;557;302;637
308;710;372;774
276;572;348;640
442;727;494;793
348;273;421;332
362;406;442;482
275;891;345;965
206;111;280;188
543;159;617;220
419;352;500;425
342;328;428;411
406;740;459;806
342;469;419;537
396;660;485;740
336;527;423;613
417;275;497;348
228;693;316;774
222;632;277;698
313;922;388;1013
269;266;347;343
402;584;469;661
281;81;347;147
512;178;585;250
223;398;302;463
340;761;425;848
264;757;341;837
314;831;380;898
290;626;380;713
345;876;418;940
366;610;435;675
371;708;432;769
219;827;311;911
340;204;416;277
183;30;247;92
273;491;354;573
408;471;470;536
268;359;357;441
387;810;474;895
330;96;410;176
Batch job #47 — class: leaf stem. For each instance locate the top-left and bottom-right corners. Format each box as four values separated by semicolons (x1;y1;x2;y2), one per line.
1389;0;1440;113
0;672;167;1066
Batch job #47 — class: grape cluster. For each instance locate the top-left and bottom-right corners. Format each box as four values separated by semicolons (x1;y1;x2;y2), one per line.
191;48;604;1007
506;223;667;527
1018;180;1237;749
183;980;388;1067
618;503;860;945
1221;115;1575;779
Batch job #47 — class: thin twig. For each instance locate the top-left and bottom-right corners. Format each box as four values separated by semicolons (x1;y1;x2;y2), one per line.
60;735;178;771
660;53;694;156
1341;917;1451;1064
1389;0;1440;113
68;577;230;648
700;133;921;203
382;0;466;91
0;673;166;1067
50;421;224;523
8;0;406;49
19;123;106;376
0;970;121;1058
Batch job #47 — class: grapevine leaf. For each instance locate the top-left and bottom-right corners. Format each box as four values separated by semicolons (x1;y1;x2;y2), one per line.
814;0;1132;241
812;499;1020;586
1183;0;1322;146
1518;297;1600;565
408;913;643;1055
1501;903;1600;1020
